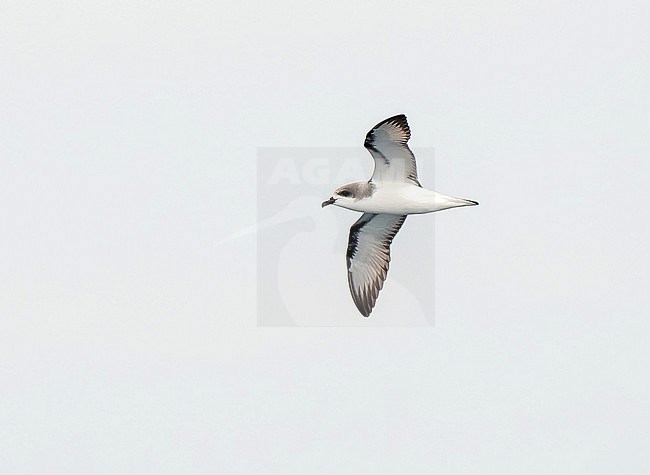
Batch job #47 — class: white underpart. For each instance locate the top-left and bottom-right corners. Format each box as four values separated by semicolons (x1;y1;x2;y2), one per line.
336;182;476;215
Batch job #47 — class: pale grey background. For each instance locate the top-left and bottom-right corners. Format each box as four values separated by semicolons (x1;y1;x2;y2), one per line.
2;0;649;473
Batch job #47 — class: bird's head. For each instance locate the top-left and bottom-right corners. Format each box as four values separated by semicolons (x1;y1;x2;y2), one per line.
321;183;373;209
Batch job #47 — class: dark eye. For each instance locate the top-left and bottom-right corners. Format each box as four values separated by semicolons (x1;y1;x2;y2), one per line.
339;190;351;197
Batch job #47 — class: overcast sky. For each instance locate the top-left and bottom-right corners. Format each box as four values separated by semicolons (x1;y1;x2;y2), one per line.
2;0;649;473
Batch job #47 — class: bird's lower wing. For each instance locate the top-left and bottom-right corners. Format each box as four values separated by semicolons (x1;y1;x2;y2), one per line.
346;213;407;317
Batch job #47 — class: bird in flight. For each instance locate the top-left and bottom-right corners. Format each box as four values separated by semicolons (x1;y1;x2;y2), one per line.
322;114;478;317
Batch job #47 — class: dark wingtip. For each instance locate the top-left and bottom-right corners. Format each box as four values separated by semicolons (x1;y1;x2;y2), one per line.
376;114;408;130
469;200;479;206
356;303;372;317
387;113;407;123
365;114;410;147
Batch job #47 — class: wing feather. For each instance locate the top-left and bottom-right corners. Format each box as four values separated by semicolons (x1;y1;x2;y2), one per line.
364;114;420;186
346;213;407;317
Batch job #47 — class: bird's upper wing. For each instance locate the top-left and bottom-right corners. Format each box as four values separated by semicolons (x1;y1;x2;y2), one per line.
364;114;420;186
347;213;407;317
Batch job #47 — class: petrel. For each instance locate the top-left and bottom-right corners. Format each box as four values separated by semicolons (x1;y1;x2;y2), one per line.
322;114;478;317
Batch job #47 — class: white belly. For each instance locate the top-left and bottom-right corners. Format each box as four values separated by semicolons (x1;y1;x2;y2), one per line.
339;184;472;215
